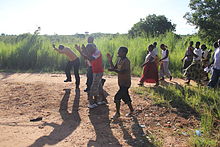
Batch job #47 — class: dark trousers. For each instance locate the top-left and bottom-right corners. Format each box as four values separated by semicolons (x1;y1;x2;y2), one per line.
208;68;220;88
65;58;80;86
86;66;93;90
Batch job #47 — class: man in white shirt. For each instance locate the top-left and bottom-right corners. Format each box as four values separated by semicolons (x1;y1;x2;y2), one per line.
208;39;220;88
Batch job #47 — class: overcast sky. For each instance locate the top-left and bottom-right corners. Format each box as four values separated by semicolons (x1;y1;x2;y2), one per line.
0;0;196;35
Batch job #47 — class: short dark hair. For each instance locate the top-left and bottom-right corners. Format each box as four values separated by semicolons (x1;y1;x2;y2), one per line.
153;42;157;46
201;44;207;49
119;46;128;54
88;36;94;43
196;41;200;46
58;44;64;50
160;44;165;48
148;44;154;50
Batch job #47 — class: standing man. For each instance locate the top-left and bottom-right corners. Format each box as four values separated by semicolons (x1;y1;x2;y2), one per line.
75;43;106;108
208;39;220;88
53;44;80;88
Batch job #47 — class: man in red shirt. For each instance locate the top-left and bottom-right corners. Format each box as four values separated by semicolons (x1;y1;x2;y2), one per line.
75;43;106;108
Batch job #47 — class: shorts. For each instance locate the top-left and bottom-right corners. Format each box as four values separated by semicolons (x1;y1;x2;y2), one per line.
89;73;103;97
114;86;131;104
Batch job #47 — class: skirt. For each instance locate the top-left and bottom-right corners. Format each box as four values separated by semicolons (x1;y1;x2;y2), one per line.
184;61;206;82
140;62;159;83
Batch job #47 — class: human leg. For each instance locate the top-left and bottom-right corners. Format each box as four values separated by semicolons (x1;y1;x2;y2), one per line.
85;66;93;92
159;63;165;80
120;87;134;115
114;88;123;117
89;73;103;106
73;58;80;88
65;61;72;82
163;61;172;80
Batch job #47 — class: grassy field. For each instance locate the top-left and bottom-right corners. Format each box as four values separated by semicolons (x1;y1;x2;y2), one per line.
0;32;209;77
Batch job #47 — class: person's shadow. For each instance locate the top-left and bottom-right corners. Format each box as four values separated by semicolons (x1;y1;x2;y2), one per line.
29;88;81;147
87;104;122;146
117;116;155;147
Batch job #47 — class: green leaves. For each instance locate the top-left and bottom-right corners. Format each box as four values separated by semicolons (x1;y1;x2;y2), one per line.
128;14;176;38
185;0;220;42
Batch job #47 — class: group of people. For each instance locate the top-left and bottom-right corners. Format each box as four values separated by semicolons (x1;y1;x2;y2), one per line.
137;39;220;88
52;36;134;118
52;37;220;118
182;40;220;88
138;42;172;86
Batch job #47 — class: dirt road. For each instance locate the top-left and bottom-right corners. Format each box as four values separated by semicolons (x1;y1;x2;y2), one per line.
0;73;197;147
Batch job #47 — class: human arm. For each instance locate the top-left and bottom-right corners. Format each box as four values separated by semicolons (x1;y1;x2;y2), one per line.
141;54;153;67
52;44;62;53
181;51;187;62
109;60;129;74
107;53;115;69
75;44;95;61
192;49;198;58
159;50;169;62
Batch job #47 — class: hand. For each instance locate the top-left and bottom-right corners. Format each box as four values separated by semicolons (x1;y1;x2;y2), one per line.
106;53;112;61
75;44;81;51
81;44;86;50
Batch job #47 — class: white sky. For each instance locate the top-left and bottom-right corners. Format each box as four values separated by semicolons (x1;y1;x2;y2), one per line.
0;0;196;35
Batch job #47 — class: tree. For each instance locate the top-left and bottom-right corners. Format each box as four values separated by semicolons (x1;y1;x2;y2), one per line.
184;0;220;42
128;14;176;37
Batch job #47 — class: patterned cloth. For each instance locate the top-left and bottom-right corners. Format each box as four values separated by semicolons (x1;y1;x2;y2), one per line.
184;60;206;82
89;73;103;97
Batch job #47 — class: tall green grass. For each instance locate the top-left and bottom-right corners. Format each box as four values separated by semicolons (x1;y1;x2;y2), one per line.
0;32;213;76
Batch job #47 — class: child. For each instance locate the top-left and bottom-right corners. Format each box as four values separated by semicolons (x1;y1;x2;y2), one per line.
159;44;172;81
75;43;106;108
138;44;159;86
52;44;80;88
107;47;134;118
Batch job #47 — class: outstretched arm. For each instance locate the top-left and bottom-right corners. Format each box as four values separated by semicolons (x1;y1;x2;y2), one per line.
107;53;115;69
52;44;62;53
75;44;95;61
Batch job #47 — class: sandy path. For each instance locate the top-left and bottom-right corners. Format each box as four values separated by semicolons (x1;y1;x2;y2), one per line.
0;73;196;147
